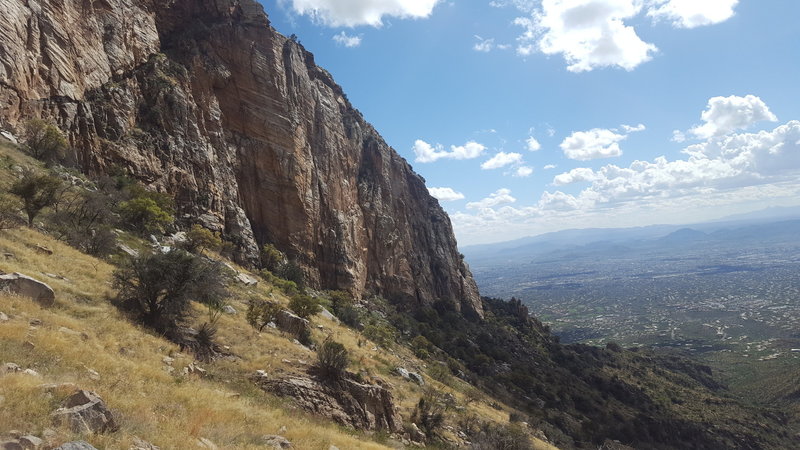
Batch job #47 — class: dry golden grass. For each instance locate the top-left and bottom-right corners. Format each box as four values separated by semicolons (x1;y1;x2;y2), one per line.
0;137;557;449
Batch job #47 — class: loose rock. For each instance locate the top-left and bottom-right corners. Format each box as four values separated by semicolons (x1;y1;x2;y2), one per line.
51;390;119;434
18;435;43;449
0;273;55;306
54;442;97;450
262;435;292;448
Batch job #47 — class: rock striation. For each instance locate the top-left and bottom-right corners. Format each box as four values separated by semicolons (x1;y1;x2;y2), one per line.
0;0;482;318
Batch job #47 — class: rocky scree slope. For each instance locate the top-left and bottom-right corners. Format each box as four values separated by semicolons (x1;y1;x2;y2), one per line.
0;0;482;318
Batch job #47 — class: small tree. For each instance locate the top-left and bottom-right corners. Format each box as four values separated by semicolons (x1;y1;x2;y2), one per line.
316;338;349;379
183;224;222;254
48;189;117;256
288;293;321;319
259;243;285;272
118;196;173;234
23;119;68;164
277;260;305;287
246;297;282;331
10;169;62;227
113;250;229;333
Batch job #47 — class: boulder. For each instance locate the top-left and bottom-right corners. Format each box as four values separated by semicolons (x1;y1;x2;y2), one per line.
54;443;97;450
0;273;55;306
275;311;309;339
407;372;425;385
261;435;292;448
130;437;160;450
319;307;339;323
222;305;237;315
0;441;23;450
235;273;258;286
256;371;402;432
18;435;43;449
51;390;119;434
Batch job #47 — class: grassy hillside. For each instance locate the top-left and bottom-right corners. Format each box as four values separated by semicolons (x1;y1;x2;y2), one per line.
0;139;555;449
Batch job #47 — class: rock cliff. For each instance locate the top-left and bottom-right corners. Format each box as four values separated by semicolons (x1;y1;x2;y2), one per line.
0;0;482;317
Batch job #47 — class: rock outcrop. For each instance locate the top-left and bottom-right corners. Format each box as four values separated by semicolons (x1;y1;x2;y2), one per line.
51;390;119;434
0;273;55;306
0;0;482;318
255;370;402;432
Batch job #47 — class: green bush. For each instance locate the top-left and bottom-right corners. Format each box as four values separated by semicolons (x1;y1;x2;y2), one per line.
48;189;117;256
411;335;434;359
362;323;397;348
23;119;68;164
118;196;173;234
259;243;285;272
316;338;349;379
246;297;282;332
277;260;305;288
259;270;300;296
183;224;222;254
113;250;229;334
10;169;62;227
288;293;321;319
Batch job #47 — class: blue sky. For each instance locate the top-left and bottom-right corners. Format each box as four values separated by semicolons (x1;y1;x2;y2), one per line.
261;0;800;245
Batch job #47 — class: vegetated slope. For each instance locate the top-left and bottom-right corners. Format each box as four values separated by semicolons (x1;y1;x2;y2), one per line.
0;159;550;448
0;0;481;318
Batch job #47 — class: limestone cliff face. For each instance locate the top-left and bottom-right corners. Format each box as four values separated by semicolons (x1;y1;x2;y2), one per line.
0;0;483;317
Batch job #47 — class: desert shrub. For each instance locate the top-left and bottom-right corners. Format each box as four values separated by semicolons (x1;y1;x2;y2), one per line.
10;169;62;227
277;260;305;288
288;293;321;319
0;194;23;230
362;323;397;348
246;297;282;332
336;304;362;328
259;270;300;296
48;189;117;256
411;389;448;438
118;197;173;234
469;423;533;450
316;338;349;379
113;249;229;334
411;335;434;359
183;224;222;254
23;119;68;164
259;243;285;272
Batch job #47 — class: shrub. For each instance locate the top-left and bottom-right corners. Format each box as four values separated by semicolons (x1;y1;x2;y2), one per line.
183;224;222;254
118;197;173;234
113;250;229;334
48;189;117;256
362;323;396;348
411;389;448;438
277;260;305;288
259;243;285;272
23;119;68;164
259;270;300;296
246;297;282;332
316;338;349;379
10;169;62;227
0;194;23;230
336;304;362;328
288;293;321;319
411;335;434;359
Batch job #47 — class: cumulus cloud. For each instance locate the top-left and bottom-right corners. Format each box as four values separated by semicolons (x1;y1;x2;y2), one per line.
526;136;542;151
428;187;465;202
333;31;362;47
510;0;737;72
413;139;486;163
466;188;516;209
689;95;778;139
647;0;738;28
543;164;557;170
481;152;524;169
514;166;534;177
560;128;626;160
621;123;646;133
288;0;440;27
515;0;657;72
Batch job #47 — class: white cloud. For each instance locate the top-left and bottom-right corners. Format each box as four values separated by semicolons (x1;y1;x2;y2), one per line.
543;164;557;170
467;188;516;209
333;31;362;47
621;123;646;133
288;0;440;27
428;187;465;202
647;0;738;28
672;130;686;143
413;139;486;163
481;152;524;169
473;35;495;52
526;136;541;151
515;0;657;72
689;95;778;139
514;166;534;177
560;128;626;160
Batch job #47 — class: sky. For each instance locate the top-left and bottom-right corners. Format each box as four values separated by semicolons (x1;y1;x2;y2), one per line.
261;0;800;246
